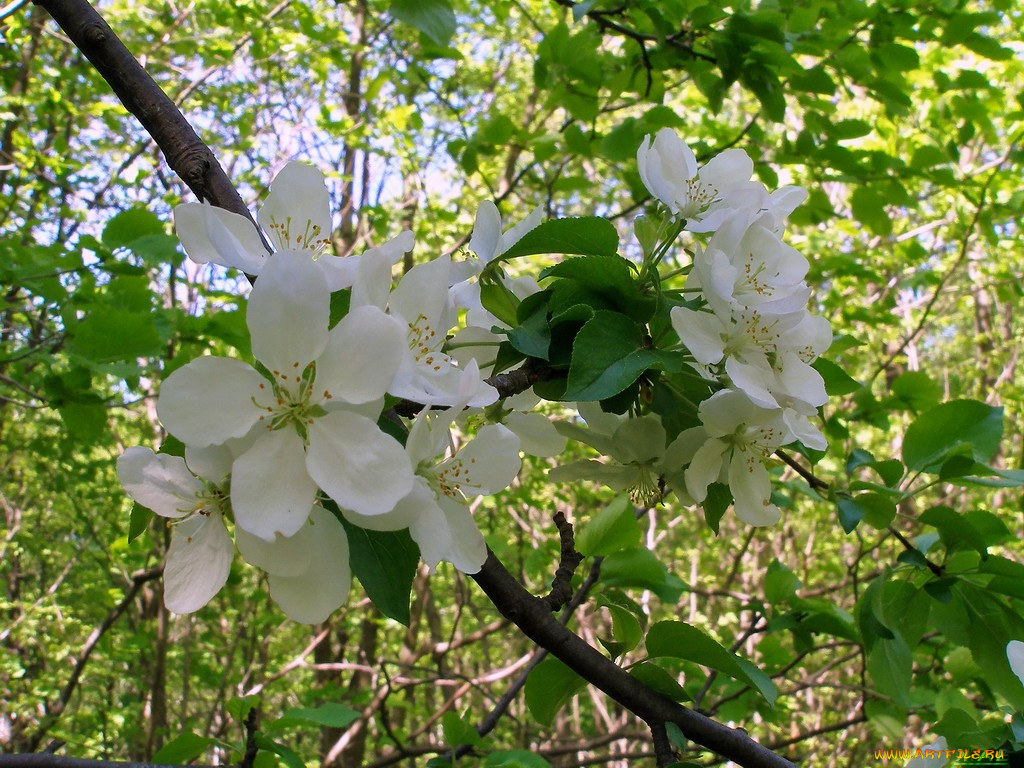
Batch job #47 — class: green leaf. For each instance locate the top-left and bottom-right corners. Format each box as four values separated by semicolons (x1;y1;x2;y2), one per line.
836;497;865;534
599;603;643;658
102;207;164;250
442;710;483;748
628;661;691;702
600;548;684;603
498;217;618;262
127;502;153;543
764;560;801;605
902;400;1003;471
268;702;360;731
389;0;455;47
576;495;641;556
889;371;942;412
254;735;305;768
702;483;731;534
645;621;777;705
507;291;551;360
152;732;215;764
850;187;893;236
69;308;164;364
812;358;861;396
918;506;988;555
524;657;587;726
867;635;912;709
563;311;661;401
540;255;655;322
340;517;419;626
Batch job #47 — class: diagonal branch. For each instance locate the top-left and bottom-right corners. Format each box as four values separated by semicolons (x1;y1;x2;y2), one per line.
471;550;795;768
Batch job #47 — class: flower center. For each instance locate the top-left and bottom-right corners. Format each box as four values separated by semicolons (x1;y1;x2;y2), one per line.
407;314;451;373
430;454;479;504
265;215;331;255
252;362;329;441
629;463;662;507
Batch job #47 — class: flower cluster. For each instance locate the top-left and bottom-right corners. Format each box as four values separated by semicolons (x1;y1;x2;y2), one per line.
119;132;832;622
119;164;523;621
642;128;830;525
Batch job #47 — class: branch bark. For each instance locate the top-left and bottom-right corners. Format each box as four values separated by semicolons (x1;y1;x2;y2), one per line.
471;550;795;768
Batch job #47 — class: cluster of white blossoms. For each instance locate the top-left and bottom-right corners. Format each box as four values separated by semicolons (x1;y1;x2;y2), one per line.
118;164;526;622
639;128;831;525
118;132;831;621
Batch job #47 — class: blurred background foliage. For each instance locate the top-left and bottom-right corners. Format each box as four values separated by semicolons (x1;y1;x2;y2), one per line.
1;0;1022;765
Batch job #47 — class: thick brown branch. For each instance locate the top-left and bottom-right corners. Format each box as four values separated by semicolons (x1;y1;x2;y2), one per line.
471;550;795;768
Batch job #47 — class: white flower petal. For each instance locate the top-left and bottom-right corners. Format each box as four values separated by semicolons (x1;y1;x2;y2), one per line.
782;408;827;452
117;447;203;519
174;202;268;273
342;480;426;531
698;148;753;198
504;412;565;458
316;306;405;404
905;737;948;768
499;206;544;256
306;411;414;516
268;506;351;624
258;162;332;253
390;255;454;335
409;496;451;572
163;514;233;614
350;246;394;310
684;438;729;503
729;450;780;526
231;429;317;540
248;251;330;373
726;355;779;409
672;306;727;366
436;497;487;573
184;444;233;483
157;357;265;446
1008;640;1024;689
446;424;521;496
235;518;313;577
611;415;666;465
469;201;502;261
775;353;827;408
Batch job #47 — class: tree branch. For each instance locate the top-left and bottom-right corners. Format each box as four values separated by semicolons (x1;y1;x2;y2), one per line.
470;550;795;768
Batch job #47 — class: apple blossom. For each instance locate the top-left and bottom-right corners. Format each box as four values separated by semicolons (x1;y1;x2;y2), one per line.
235;506;350;624
116;446;234;614
174;161;414;290
344;402;521;573
636;128;754;231
685;390;796;526
550;408;699;506
352;250;497;407
157;250;413;540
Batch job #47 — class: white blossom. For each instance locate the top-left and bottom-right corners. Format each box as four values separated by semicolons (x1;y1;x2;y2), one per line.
636;128;754;231
174;161;414;290
157;251;413;540
235;505;350;624
685;390;795;526
116;446;234;614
